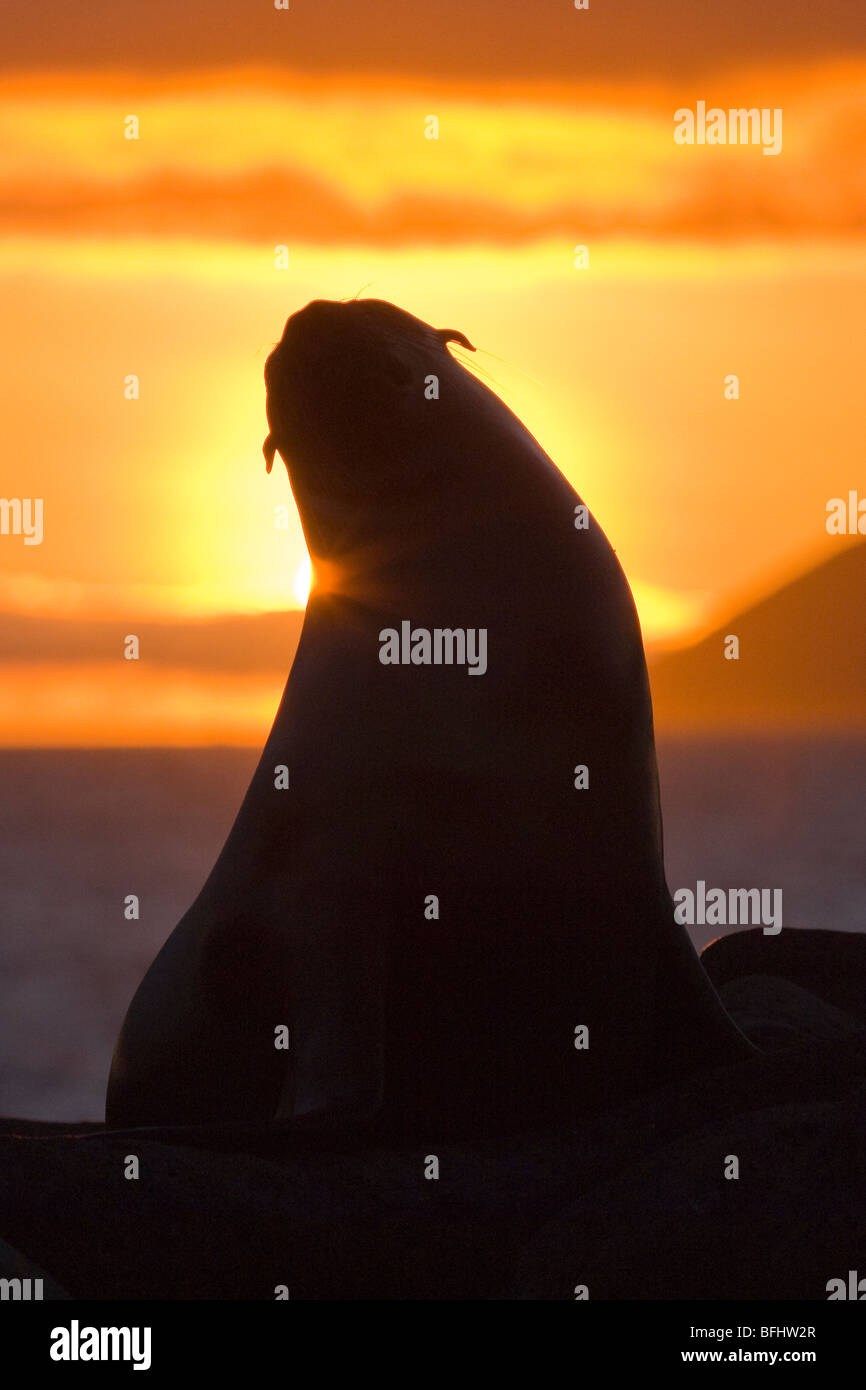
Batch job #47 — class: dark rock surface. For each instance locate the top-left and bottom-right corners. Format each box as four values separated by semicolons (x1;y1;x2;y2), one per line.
0;929;862;1300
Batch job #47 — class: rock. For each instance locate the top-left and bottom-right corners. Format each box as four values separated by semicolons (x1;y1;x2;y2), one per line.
1;929;864;1299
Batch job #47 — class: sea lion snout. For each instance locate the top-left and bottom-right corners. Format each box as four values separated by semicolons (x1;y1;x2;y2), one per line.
267;299;473;378
263;301;336;385
268;299;424;375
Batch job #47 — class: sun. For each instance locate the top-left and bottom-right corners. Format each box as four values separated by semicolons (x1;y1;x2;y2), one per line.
292;553;312;608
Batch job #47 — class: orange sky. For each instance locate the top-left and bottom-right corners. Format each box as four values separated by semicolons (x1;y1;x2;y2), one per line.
1;38;864;743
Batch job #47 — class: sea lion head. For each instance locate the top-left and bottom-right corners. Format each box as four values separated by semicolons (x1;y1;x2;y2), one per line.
263;298;475;557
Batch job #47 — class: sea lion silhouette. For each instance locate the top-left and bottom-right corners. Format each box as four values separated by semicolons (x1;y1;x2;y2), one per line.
107;298;753;1137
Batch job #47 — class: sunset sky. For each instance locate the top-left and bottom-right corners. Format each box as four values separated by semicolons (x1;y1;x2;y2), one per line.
1;2;864;744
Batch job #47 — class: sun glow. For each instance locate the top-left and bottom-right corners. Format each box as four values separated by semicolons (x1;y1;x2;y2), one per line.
2;60;864;746
292;553;313;608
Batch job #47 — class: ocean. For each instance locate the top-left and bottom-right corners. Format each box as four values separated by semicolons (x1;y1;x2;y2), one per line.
1;737;863;1120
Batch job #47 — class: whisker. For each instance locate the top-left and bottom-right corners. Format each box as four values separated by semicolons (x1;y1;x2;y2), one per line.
475;346;543;389
449;347;503;391
339;284;374;302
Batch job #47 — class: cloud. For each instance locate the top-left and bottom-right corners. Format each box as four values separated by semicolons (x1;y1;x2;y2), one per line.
0;607;303;672
1;63;865;243
2;2;864;80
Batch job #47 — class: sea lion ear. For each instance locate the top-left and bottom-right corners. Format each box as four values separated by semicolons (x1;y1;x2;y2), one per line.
437;328;476;352
263;433;278;473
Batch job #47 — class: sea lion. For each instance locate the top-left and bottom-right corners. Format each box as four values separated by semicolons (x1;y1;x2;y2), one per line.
107;297;753;1138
